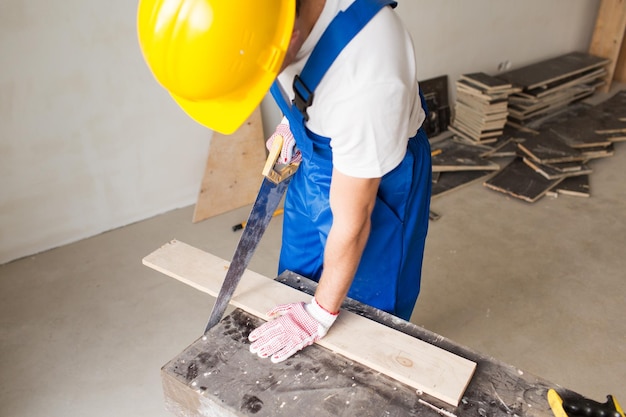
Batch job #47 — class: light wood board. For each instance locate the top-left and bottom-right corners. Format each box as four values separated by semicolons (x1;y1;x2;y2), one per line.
193;107;267;223
589;0;626;90
617;27;626;82
143;240;477;406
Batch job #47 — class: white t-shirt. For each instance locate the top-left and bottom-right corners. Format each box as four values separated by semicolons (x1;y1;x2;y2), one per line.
277;0;425;178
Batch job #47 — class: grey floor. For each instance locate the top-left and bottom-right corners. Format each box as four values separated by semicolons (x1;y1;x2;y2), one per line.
2;129;626;415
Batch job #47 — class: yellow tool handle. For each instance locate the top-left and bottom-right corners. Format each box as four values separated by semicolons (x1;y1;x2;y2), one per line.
232;208;284;231
548;389;568;417
548;389;625;417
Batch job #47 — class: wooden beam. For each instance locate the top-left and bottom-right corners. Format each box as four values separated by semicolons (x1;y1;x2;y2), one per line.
192;107;267;223
143;240;476;406
589;0;626;91
615;30;626;82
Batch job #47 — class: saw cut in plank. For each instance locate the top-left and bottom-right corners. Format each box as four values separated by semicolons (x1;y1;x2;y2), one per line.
143;240;477;406
193;107;267;223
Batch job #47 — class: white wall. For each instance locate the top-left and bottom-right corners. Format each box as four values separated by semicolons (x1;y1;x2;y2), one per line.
402;0;600;85
1;1;600;264
261;0;600;134
0;1;211;264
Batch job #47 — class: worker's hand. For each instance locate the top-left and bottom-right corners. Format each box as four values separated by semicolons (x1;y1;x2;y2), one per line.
266;123;302;165
249;297;338;363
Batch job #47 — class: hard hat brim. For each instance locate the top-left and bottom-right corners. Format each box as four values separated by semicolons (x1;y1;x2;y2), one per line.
171;93;254;135
171;50;286;135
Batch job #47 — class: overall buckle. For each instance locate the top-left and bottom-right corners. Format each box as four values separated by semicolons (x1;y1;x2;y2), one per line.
292;75;314;121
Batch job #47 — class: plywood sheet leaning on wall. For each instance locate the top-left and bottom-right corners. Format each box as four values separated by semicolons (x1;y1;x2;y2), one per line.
143;240;477;406
193;107;267;223
588;0;626;90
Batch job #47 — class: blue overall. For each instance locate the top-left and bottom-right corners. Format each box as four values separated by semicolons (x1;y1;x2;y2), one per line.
270;0;432;320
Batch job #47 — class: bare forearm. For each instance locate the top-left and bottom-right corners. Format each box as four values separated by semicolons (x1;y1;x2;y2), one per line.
314;169;380;313
315;215;371;312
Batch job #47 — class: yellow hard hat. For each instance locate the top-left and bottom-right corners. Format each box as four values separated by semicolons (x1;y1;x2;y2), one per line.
137;0;295;134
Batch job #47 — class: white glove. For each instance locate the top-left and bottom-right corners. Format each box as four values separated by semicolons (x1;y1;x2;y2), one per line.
266;123;302;165
249;297;338;363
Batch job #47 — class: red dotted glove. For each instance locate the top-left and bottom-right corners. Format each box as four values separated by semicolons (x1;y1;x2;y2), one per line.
266;123;302;165
249;298;338;363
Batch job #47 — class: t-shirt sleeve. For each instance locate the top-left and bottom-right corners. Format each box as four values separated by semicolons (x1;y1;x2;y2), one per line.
320;79;422;178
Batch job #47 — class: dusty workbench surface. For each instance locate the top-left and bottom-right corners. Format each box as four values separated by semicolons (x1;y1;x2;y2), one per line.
161;272;579;417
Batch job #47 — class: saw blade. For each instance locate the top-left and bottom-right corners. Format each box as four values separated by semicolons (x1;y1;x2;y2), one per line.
204;176;291;332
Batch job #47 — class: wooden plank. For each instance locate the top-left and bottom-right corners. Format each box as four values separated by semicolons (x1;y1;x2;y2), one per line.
529;67;606;99
431;170;495;199
480;137;522;158
496;52;609;90
548;107;623;148
508;86;595;122
460;72;512;92
516;130;585;164
484;158;564;203
589;0;626;91
431;137;500;172
616;28;626;82
143;240;477;406
554;175;591;198
192;107;267;223
581;143;615;160
522;158;592;180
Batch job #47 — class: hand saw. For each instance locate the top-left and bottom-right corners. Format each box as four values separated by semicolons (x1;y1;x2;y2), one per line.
204;135;298;333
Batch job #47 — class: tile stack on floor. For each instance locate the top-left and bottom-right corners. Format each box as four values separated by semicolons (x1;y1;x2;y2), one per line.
497;52;609;129
430;133;501;199
483;91;626;202
431;52;624;205
449;73;518;144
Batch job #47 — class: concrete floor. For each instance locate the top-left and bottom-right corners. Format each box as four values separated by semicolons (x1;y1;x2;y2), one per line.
2;141;625;415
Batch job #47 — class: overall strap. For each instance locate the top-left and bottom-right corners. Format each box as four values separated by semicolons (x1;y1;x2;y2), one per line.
292;0;397;120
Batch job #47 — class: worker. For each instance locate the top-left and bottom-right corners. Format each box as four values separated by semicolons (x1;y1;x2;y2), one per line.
137;0;431;364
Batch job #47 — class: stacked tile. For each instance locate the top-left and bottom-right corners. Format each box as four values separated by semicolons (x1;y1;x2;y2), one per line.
449;72;517;144
482;91;626;203
483;129;592;203
497;52;609;128
545;91;626;156
430;133;501;199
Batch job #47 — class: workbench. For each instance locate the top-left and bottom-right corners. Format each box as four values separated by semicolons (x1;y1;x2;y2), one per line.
160;271;582;417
